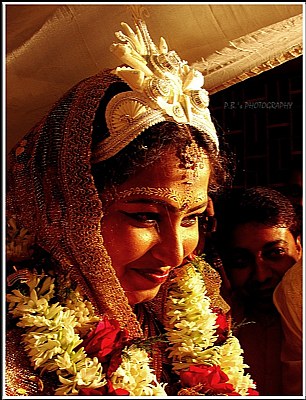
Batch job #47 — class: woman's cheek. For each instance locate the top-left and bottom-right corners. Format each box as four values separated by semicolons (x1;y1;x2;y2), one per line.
116;226;159;259
106;226;158;266
185;226;200;255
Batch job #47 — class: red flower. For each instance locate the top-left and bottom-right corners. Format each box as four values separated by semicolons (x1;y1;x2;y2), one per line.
213;307;229;344
248;388;260;396
82;316;128;376
79;381;130;396
180;365;240;395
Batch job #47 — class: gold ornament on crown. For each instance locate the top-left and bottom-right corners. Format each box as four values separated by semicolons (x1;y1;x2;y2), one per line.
92;8;219;163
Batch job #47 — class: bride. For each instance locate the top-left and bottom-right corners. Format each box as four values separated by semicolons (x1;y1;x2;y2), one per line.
5;11;258;397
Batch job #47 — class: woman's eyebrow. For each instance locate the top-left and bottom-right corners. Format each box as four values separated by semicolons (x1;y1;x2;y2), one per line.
124;198;208;213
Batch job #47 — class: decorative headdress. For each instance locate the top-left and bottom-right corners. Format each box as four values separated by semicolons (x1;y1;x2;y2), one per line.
92;7;218;163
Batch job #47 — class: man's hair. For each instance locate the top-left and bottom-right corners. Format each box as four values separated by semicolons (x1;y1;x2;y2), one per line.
216;186;301;240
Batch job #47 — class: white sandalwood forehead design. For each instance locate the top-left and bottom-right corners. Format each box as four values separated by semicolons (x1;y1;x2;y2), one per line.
92;14;219;163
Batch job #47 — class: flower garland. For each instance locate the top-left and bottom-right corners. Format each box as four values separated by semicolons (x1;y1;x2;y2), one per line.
6;272;166;396
6;218;258;396
164;260;258;396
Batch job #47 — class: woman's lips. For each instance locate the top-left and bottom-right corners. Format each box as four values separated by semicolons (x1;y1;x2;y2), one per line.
133;268;170;285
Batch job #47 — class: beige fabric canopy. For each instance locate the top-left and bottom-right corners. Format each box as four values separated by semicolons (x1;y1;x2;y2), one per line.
5;2;304;152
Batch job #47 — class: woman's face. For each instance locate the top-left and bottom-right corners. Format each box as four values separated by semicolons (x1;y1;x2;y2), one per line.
100;147;210;305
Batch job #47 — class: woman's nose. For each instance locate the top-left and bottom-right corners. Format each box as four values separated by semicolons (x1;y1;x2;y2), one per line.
151;226;186;268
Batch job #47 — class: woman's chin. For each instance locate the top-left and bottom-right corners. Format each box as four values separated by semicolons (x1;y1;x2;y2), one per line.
126;286;161;305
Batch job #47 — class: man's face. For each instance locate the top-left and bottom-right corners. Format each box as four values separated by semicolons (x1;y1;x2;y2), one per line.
225;222;302;310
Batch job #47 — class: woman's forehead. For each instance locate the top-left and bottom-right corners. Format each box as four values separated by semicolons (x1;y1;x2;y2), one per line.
102;150;210;210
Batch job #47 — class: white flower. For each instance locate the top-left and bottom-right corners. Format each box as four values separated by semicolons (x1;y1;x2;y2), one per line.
218;335;257;396
7;274;55;318
165;260;257;395
7;270;107;395
165;264;219;370
56;357;106;395
111;345;167;396
63;286;100;337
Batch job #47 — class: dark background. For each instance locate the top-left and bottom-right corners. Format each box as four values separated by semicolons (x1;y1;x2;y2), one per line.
210;56;303;198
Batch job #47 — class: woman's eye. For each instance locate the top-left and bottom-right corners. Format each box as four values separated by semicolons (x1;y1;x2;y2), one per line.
122;212;159;226
181;214;199;228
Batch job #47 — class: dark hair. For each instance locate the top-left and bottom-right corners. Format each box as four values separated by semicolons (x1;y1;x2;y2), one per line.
90;81;234;198
216;186;301;241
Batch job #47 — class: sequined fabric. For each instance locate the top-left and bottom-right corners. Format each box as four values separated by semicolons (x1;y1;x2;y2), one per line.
6;70;142;338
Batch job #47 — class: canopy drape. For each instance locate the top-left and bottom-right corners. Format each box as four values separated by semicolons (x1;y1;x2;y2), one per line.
5;3;304;151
